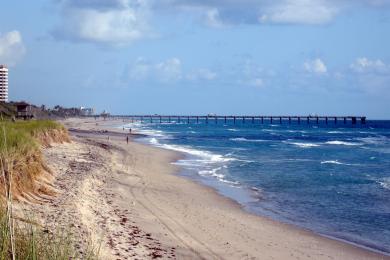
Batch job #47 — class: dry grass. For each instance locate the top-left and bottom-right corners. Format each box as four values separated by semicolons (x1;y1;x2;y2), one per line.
0;120;95;259
0;120;69;201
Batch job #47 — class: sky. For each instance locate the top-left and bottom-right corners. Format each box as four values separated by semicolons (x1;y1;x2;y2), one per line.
1;0;390;118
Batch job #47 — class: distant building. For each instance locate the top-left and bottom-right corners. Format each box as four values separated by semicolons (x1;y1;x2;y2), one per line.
0;65;8;102
80;107;95;116
15;101;34;119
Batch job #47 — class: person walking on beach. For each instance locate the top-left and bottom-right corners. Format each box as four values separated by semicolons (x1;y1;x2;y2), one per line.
126;135;129;144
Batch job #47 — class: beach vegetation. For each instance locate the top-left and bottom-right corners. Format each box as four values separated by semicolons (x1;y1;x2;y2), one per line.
0;119;93;259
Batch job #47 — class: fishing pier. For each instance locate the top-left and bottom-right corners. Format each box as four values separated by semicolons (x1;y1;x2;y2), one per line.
105;115;367;125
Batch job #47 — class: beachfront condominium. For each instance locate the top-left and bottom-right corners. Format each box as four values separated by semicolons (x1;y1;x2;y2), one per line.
0;65;8;102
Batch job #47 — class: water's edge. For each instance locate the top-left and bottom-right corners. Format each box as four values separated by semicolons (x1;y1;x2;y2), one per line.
133;135;390;256
117;120;390;256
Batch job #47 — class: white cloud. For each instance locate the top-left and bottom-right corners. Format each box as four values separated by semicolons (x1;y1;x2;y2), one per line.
53;0;151;45
348;57;390;94
204;8;224;28
304;58;327;74
259;0;337;25
156;0;390;27
52;0;390;40
0;31;26;66
156;58;182;81
350;57;388;73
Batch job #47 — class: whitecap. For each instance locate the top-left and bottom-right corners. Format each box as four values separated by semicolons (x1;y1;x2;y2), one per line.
325;141;361;146
159;143;236;163
327;131;344;134
287;130;307;133
286;142;321;148
379;177;390;190
230;137;267;142
320;160;359;166
134;128;166;137
149;137;159;145
321;160;344;165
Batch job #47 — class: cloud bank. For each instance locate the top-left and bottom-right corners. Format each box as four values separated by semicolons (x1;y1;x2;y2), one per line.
0;31;26;66
52;0;390;45
52;0;151;45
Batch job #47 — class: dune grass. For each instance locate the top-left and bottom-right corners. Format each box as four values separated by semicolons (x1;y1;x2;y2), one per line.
0;208;79;259
0;120;68;200
0;120;93;259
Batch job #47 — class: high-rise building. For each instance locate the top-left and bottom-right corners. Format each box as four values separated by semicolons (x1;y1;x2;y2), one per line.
0;65;8;102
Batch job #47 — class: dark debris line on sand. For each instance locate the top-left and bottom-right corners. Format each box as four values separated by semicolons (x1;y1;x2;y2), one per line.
28;134;176;259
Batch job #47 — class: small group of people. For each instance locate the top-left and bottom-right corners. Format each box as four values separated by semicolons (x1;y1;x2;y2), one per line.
105;127;132;143
107;134;130;144
122;127;132;133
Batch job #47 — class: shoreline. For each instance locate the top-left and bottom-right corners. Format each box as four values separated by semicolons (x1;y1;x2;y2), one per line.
174;153;390;257
57;117;389;259
129;122;390;257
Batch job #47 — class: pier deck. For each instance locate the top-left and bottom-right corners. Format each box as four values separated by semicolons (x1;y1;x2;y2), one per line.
101;115;367;125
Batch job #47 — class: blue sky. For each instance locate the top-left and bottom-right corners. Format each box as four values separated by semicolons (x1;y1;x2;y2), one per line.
1;0;390;118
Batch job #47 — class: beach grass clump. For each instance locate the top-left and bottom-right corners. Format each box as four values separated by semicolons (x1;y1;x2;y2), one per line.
0;120;69;200
0;207;79;259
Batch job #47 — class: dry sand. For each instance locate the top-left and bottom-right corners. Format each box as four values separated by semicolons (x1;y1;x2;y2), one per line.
20;118;390;259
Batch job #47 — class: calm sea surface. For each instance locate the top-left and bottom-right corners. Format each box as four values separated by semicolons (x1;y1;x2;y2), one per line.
123;119;390;254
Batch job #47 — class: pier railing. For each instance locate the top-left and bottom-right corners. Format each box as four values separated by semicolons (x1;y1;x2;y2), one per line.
98;115;367;125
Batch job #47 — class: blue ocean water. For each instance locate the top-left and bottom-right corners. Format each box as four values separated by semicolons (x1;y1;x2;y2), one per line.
125;119;390;254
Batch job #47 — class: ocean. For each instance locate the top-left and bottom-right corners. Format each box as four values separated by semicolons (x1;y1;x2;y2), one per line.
122;119;390;254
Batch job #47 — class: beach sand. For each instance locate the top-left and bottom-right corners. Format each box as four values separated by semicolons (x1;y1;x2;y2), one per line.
20;117;389;259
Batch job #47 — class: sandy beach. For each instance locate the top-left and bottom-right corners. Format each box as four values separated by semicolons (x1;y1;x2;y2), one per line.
19;117;389;259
